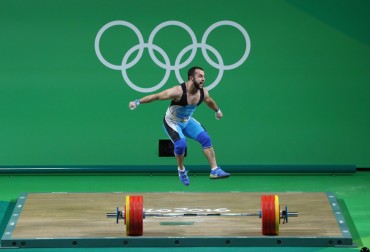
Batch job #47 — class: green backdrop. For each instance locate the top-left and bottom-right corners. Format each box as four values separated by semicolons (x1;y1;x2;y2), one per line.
1;0;370;169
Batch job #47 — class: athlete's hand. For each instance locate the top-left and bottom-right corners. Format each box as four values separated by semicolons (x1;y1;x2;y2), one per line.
129;99;141;110
215;109;223;120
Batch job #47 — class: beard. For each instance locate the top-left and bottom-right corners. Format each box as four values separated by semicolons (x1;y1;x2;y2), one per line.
194;79;203;90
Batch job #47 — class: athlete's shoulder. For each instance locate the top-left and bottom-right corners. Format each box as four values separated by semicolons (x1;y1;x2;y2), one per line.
166;84;183;100
172;84;184;93
202;87;210;97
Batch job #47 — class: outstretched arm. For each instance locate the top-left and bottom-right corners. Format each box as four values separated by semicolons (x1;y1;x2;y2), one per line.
129;86;182;110
203;89;223;119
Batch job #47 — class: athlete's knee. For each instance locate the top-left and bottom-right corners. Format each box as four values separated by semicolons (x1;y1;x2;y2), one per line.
196;131;213;149
174;138;187;156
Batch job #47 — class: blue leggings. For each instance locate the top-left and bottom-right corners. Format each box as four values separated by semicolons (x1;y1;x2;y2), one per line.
163;117;212;155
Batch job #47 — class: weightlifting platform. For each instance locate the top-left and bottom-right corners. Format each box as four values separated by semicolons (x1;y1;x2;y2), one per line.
1;192;353;248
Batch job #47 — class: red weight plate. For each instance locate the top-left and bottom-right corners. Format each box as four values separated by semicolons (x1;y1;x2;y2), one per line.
261;195;277;235
134;195;144;236
128;195;144;236
262;195;269;235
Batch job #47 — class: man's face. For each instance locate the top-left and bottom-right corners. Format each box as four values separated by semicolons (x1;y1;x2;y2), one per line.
192;69;205;89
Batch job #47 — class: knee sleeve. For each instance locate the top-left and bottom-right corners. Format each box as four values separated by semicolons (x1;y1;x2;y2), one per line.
174;138;187;156
196;131;213;149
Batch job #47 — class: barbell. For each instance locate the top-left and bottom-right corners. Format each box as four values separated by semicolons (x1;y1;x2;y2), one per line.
107;194;298;236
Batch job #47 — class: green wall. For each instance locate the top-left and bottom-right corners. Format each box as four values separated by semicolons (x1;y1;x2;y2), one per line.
1;0;370;168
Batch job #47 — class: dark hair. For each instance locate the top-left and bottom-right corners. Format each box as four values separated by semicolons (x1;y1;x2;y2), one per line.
187;66;204;80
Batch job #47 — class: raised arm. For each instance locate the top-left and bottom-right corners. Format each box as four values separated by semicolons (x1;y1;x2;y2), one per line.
129;85;182;110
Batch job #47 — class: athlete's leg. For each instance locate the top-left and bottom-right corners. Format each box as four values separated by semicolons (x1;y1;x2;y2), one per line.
183;118;217;168
175;155;185;169
202;146;218;168
163;118;186;163
163;118;190;185
184;118;230;179
195;130;218;169
173;138;186;170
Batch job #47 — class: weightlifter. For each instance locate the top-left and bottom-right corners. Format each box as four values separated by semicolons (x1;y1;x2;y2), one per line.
129;66;230;186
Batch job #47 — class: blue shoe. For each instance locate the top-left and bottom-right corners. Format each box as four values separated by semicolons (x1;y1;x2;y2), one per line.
178;169;190;186
210;167;230;179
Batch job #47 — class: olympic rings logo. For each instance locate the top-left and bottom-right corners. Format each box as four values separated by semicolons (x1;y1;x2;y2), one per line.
95;20;251;93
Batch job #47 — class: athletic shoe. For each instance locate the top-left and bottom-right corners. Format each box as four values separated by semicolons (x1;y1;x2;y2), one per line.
178;169;190;186
210;167;230;179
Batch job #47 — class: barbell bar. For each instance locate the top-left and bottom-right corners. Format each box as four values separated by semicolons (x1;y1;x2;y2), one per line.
107;194;298;236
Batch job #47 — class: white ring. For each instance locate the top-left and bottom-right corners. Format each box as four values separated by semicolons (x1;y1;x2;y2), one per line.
201;20;251;70
94;20;145;71
148;20;198;71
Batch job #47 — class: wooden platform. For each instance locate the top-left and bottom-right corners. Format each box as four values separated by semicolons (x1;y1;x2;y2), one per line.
1;192;353;248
